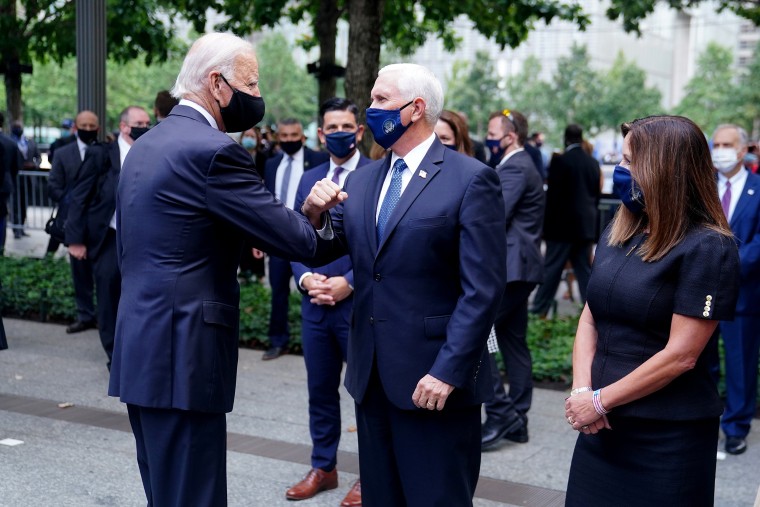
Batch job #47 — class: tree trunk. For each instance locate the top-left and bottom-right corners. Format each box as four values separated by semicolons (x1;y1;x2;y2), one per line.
315;0;340;108
345;0;384;154
1;1;22;123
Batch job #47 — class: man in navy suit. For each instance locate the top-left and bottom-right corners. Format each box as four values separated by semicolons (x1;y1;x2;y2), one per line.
711;124;760;455
47;110;99;334
263;118;329;360
109;33;321;506
303;63;506;506
67;106;151;369
481;109;545;451
0;113;20;254
286;97;367;506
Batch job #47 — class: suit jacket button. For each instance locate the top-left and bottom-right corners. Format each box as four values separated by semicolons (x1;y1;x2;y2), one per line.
374;274;381;282
369;317;374;325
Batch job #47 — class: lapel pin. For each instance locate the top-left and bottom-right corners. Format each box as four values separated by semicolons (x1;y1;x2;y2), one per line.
419;170;427;179
749;189;755;196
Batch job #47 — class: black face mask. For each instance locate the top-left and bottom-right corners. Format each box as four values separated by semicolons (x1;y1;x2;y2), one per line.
10;126;23;137
280;140;303;155
129;126;150;141
218;74;266;132
77;129;98;145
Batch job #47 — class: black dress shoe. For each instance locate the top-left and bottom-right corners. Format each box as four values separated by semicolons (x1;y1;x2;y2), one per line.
725;436;747;455
481;414;526;451
504;419;529;443
262;346;284;360
66;320;97;334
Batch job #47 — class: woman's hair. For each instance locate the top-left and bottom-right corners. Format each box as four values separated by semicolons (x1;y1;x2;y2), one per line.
439;110;473;156
608;115;732;261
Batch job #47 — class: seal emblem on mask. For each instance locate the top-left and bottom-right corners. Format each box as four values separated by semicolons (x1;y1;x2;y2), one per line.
383;119;395;134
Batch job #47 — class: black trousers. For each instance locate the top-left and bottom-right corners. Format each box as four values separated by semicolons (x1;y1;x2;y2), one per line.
127;404;227;507
267;255;292;348
70;255;96;323
356;367;481;506
531;240;593;315
92;230;120;361
485;281;536;419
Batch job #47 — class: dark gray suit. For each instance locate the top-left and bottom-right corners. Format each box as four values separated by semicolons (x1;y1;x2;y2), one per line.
487;149;545;422
48;140;96;324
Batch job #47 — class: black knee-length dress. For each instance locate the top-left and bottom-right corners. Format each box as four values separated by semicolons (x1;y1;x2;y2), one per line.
566;226;740;507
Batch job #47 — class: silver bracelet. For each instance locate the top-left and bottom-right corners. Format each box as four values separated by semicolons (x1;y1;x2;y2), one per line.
570;386;593;396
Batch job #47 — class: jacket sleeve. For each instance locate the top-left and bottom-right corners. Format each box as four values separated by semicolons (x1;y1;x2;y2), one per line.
428;166;507;389
47;154;67;203
498;164;527;228
64;146;104;246
205;143;317;262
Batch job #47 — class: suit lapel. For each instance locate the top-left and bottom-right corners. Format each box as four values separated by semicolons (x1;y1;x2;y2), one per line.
731;173;759;227
365;154;392;255
376;140;443;254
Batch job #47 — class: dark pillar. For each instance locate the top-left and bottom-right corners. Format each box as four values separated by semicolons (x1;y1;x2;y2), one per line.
76;0;107;141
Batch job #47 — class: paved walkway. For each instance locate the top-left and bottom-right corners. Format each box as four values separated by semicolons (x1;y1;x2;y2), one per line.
1;229;759;506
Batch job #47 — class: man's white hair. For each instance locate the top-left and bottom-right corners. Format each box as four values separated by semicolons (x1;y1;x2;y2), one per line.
379;63;444;125
172;33;255;99
712;123;749;148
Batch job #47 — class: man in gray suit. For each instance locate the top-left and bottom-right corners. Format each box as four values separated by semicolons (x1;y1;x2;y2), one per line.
481;109;545;450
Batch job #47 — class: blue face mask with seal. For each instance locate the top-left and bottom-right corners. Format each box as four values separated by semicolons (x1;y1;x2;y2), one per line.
613;165;645;214
325;131;357;158
365;100;413;149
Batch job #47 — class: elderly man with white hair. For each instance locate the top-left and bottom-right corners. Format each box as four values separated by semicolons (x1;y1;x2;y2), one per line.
108;33;325;506
302;63;507;506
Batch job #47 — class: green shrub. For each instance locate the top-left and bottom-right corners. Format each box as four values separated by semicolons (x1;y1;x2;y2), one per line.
0;256;78;322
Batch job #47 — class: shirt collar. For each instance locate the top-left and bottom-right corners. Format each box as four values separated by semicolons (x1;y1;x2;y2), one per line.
718;167;748;187
330;150;361;173
499;147;525;166
76;137;89;153
179;99;218;130
390;133;437;174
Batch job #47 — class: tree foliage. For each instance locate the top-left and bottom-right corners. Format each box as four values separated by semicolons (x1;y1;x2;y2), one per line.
672;42;738;132
597;52;663;131
444;51;504;137
606;0;760;34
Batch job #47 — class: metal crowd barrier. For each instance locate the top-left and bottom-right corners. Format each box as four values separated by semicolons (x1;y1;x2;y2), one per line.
10;170;53;232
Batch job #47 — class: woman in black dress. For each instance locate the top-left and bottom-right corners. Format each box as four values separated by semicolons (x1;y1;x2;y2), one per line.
564;116;740;507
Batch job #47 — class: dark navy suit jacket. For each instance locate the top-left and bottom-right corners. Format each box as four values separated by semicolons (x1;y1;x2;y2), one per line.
291;155;371;322
108;105;319;413
65;141;121;260
48;140;83;203
264;147;329;199
311;138;507;410
497;150;545;284
727;170;760;316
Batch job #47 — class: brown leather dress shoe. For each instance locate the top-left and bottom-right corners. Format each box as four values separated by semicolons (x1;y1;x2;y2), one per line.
285;468;338;500
340;479;362;507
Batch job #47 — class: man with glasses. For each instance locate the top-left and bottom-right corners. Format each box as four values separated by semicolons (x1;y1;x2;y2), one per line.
66;105;151;370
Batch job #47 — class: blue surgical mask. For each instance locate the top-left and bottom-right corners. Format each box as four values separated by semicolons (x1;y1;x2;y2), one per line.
613;165;645;214
325;131;357;158
365;100;413;149
241;137;256;150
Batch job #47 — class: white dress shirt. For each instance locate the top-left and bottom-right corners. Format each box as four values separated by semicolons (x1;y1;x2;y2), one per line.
178;99;219;130
718;168;748;223
275;148;305;209
376;133;437;223
77;137;89;162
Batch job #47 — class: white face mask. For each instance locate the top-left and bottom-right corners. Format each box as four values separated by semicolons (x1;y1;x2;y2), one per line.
712;147;739;174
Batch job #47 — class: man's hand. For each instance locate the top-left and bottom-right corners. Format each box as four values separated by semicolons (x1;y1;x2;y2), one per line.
251;248;264;259
302;178;347;228
412;374;455;411
68;244;87;260
304;274;352;306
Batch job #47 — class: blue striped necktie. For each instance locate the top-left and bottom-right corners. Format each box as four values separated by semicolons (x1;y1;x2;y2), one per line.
376;158;407;242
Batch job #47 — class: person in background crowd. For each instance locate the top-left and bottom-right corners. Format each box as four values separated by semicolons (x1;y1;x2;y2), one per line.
481;109;545;451
67;106;151;370
0;113;19;254
237;127;267;280
456;110;487;163
47;110;99;334
531;124;600;317
564;115;739;506
435;109;473;156
262;118;328;360
707;124;760;456
743;152;758;173
153;90;179;123
48;118;77;164
109;33;324;506
9;121;40;239
286;97;367;506
302;62;506;507
524;131;546;179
